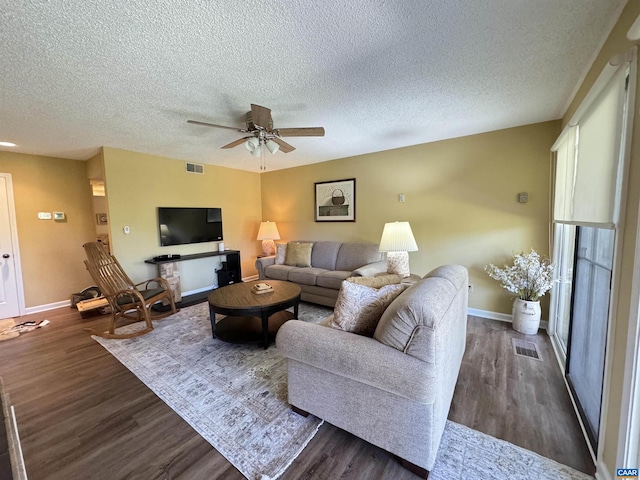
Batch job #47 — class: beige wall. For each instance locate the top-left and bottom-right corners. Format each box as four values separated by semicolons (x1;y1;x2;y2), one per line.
0;151;96;307
563;2;640;472
262;121;559;314
102;147;262;291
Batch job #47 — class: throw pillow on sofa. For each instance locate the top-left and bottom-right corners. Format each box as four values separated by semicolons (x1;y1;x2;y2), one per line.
331;281;406;336
284;242;313;267
347;273;402;288
275;243;287;265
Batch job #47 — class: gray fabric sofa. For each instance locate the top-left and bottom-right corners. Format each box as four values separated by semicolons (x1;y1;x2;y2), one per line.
255;241;387;306
276;265;468;478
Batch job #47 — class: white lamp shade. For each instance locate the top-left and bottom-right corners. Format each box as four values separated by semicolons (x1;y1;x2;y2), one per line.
257;221;281;240
378;221;418;252
245;137;259;152
265;139;280;154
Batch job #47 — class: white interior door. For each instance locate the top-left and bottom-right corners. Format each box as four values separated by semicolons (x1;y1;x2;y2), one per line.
0;174;22;319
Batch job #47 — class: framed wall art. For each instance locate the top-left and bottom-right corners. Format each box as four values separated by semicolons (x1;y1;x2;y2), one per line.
314;178;356;222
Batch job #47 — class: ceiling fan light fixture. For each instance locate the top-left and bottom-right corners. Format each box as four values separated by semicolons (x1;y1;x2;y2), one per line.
265;139;280;154
245;137;259;152
250;144;262;157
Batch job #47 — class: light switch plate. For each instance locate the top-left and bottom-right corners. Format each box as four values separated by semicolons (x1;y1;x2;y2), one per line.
37;212;52;220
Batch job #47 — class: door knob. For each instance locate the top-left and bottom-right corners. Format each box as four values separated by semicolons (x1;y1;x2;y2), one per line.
2;254;9;258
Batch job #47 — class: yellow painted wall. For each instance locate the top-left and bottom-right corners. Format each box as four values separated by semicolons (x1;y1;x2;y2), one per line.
562;2;640;472
102;147;262;291
86;150;104;181
0;152;96;307
261;121;559;314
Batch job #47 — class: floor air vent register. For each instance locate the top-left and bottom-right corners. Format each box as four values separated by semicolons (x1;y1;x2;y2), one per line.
511;338;542;361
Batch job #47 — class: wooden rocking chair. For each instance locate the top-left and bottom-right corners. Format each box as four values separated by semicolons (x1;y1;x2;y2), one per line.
83;242;178;339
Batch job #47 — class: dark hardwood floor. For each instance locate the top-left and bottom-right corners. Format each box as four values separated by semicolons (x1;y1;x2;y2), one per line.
0;306;594;479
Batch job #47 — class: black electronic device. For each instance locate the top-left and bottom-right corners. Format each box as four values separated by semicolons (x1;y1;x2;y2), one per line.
153;254;182;261
157;207;223;247
216;252;242;287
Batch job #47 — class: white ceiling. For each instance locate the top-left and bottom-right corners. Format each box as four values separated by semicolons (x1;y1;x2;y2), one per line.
0;0;627;172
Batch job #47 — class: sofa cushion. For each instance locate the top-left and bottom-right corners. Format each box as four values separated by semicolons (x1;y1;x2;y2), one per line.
288;267;328;286
310;241;342;270
264;264;297;281
373;265;468;363
335;243;383;272
316;270;352;289
347;274;402;288
275;243;287;265
331;281;406;337
285;242;313;267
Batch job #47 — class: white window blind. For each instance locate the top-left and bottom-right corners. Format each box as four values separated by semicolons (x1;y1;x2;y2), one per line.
552;63;628;227
553;126;576;222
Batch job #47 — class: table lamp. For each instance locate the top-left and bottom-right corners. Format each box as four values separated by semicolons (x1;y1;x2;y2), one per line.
378;221;418;277
257;221;280;256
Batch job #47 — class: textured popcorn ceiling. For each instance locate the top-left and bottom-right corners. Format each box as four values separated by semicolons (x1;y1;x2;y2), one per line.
0;1;627;172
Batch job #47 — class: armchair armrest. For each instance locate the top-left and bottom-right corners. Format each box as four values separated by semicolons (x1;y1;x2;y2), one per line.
352;260;388;277
255;256;276;279
276;320;435;404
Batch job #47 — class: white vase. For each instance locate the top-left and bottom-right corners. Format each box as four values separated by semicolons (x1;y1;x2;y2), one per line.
512;299;541;335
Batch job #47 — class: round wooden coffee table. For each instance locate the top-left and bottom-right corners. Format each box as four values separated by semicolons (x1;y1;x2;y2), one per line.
208;280;301;349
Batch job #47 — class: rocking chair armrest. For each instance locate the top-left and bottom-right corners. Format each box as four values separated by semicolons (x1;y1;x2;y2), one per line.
135;277;172;291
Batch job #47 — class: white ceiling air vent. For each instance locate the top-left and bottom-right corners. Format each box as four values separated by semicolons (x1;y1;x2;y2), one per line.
185;162;204;174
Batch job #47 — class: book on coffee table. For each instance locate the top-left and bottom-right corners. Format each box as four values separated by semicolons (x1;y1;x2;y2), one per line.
252;283;274;294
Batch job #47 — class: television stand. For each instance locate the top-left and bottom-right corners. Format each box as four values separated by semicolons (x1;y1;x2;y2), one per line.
145;250;242;306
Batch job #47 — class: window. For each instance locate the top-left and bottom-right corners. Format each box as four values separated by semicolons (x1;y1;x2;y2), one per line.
550;53;634;453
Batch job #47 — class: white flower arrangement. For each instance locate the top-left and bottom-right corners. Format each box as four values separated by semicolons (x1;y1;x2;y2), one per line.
484;249;554;302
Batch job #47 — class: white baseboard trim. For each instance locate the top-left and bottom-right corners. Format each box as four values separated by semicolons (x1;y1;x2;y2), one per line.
24;277;260;316
182;286;215;297
182;277;258;297
24;299;71;315
467;307;549;330
595;460;613;480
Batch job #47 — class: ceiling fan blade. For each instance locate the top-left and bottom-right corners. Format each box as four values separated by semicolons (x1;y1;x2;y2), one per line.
250;104;271;130
187;120;245;132
270;137;296;153
221;137;252;149
276;127;325;137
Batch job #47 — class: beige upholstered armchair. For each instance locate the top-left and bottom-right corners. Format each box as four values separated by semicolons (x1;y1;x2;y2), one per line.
276;265;468;478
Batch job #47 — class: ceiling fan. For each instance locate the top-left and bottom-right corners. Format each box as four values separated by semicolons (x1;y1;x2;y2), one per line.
188;104;325;169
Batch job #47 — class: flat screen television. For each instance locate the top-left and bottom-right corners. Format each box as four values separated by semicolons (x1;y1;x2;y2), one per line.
158;207;223;247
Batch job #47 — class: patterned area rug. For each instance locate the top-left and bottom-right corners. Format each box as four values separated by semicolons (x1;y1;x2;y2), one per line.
93;302;593;480
93;301;332;480
432;422;593;480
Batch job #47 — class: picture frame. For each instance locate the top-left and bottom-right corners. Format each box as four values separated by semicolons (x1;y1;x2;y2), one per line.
96;213;108;225
314;178;356;222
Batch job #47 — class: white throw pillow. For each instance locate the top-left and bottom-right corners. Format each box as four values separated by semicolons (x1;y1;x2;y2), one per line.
275;243;286;265
331;281;406;337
